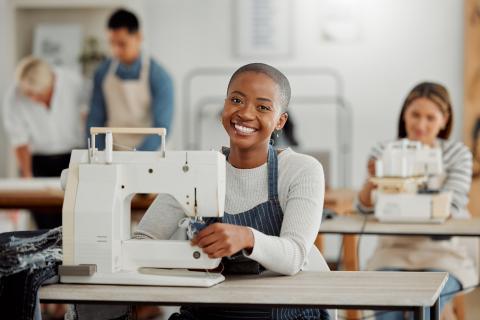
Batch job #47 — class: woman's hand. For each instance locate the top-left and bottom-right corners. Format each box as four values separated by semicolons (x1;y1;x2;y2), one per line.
367;158;376;176
191;223;254;258
359;158;378;208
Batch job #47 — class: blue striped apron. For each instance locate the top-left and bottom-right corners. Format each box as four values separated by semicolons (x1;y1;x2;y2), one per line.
176;145;329;320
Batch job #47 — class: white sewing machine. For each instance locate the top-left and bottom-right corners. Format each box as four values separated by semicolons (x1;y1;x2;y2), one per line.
371;139;452;224
59;127;226;287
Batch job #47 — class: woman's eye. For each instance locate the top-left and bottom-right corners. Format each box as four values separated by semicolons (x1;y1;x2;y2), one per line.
231;97;242;104
258;105;271;111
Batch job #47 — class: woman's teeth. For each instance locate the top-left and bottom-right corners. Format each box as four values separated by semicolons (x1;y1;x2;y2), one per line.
234;124;256;134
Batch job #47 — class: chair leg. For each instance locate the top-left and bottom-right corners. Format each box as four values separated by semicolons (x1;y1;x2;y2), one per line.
440;302;455;320
343;235;360;320
452;295;465;320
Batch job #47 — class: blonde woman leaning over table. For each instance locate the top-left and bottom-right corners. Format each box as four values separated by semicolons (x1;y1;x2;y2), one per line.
2;56;85;229
357;82;478;320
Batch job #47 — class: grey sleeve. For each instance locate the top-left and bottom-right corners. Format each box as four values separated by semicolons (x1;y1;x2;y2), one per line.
133;194;187;240
441;144;473;217
355;141;387;213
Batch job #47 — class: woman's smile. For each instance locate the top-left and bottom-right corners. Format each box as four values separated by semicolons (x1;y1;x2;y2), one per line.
231;120;258;136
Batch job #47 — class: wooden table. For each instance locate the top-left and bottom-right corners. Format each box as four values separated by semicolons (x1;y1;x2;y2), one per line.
320;214;480;237
0;179;354;214
39;271;448;320
319;214;480;320
0;178;154;212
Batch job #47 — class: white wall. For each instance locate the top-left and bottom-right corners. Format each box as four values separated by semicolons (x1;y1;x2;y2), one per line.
0;0;464;184
143;0;464;190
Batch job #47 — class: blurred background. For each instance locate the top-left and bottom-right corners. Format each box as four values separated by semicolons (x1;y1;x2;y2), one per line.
0;0;470;187
1;0;480;319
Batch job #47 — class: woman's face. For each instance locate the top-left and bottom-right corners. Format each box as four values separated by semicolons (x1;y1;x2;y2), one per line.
403;97;448;145
20;82;52;107
222;71;287;151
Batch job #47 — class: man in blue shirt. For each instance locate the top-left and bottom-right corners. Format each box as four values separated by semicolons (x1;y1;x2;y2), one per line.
87;8;173;151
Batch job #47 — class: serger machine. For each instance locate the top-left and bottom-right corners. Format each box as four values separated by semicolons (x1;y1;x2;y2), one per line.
371;139;452;223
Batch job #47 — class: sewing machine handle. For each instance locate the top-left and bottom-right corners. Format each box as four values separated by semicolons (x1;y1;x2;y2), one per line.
89;127;167;161
90;127;166;137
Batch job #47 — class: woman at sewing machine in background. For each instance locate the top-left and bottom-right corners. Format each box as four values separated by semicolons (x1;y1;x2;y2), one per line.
133;63;330;320
357;82;478;320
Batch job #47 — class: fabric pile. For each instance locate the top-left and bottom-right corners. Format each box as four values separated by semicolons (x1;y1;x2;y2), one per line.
0;227;62;320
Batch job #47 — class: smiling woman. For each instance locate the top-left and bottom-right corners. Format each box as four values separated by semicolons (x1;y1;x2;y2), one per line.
222;66;288;169
397;82;452;145
134;63;330;320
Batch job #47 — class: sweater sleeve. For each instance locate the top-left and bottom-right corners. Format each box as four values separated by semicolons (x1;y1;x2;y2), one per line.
356;141;387;213
133;194;186;240
441;142;473;218
245;160;325;275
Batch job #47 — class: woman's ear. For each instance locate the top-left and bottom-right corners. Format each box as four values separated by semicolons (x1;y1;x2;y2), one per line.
275;112;289;130
220;98;228;121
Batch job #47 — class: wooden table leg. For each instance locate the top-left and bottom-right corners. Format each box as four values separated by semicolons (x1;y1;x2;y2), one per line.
343;235;359;271
343;235;360;319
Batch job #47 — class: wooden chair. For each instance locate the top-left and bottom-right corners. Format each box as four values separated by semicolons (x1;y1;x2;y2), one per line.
447;177;480;320
449;236;479;320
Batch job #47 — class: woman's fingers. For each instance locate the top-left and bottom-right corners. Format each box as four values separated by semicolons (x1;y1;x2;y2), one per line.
195;232;222;249
202;241;227;257
191;223;247;258
208;249;231;259
368;158;376;176
191;223;220;245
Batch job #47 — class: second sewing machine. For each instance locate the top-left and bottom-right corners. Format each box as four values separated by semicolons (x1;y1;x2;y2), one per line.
371;139;452;224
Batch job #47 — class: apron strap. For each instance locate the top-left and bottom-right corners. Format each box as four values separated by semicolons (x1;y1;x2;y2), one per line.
109;54;149;79
221;146;230;158
107;59;119;76
139;55;150;81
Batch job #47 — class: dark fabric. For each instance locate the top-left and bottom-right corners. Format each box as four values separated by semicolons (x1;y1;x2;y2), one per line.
0;266;57;320
176;145;329;320
31;153;70;229
0;228;62;320
0;228;62;275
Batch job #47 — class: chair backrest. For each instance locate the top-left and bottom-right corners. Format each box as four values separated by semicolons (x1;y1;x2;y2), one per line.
298;150;331;187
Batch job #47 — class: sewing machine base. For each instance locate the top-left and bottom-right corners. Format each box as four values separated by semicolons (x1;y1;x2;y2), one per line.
374;192;452;224
374;216;447;224
60;268;225;287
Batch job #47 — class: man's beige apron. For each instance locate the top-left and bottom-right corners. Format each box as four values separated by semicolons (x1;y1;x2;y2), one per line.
103;56;152;149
